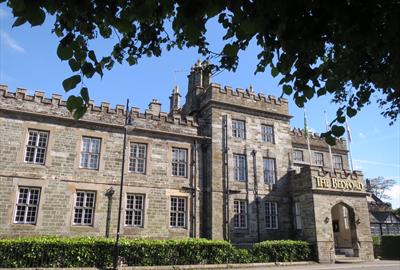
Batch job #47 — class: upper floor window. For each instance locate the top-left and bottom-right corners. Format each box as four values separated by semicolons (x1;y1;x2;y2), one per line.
293;150;304;162
80;137;101;169
172;148;187;177
233;199;247;229
14;187;41;224
129;143;147;173
170;196;187;228
265;201;278;229
73;191;96;226
125;194;145;227
261;125;274;143
333;155;343;170
232;119;246;139
25;129;49;165
233;154;247;182
314;152;324;166
263;158;276;184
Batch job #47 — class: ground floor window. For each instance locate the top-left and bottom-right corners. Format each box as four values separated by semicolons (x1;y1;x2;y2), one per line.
294;202;302;230
233;199;247;229
170;197;186;228
265;201;278;229
125;194;145;227
73;191;96;225
14;187;41;224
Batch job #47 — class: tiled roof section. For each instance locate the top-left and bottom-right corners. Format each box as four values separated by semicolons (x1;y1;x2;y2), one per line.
0;85;199;132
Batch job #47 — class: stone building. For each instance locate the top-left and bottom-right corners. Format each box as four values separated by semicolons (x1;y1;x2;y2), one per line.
0;61;373;262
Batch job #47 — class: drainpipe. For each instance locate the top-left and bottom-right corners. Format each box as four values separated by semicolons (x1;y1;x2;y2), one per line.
105;187;115;238
192;140;198;238
251;150;261;242
222;115;230;242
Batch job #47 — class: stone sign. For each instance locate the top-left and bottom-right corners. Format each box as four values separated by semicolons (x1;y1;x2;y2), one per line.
314;176;364;191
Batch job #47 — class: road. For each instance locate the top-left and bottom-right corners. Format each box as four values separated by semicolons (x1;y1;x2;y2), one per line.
233;261;400;270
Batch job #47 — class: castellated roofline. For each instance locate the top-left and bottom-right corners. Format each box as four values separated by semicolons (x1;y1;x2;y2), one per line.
205;82;289;106
0;85;198;128
300;165;364;180
290;127;347;146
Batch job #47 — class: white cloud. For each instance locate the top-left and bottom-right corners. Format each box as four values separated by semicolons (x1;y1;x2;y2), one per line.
0;7;8;19
354;159;400;168
386;184;400;208
0;30;26;53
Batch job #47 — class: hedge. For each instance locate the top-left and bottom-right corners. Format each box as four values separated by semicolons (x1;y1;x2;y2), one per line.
381;235;400;259
0;237;312;268
372;235;382;258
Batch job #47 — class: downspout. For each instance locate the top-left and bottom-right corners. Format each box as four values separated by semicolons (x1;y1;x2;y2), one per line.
222;115;230;242
252;150;261;243
192;140;198;238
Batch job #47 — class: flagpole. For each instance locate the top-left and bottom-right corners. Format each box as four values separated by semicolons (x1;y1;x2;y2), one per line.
324;111;334;171
304;109;312;166
345;119;354;172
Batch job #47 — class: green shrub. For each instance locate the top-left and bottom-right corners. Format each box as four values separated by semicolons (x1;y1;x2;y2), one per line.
252;240;312;262
372;235;382;258
381;235;400;259
0;237;313;268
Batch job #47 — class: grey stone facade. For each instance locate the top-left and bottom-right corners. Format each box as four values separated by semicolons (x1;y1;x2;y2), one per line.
0;61;373;262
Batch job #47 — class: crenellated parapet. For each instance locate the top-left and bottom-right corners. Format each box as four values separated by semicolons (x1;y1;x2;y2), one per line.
290;127;347;152
0;85;199;136
196;83;290;118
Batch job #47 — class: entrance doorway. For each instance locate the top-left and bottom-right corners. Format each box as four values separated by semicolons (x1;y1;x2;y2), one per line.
331;203;358;257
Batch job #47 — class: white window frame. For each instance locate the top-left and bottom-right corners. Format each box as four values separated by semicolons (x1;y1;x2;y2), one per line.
129;143;147;173
171;148;188;177
261;124;274;143
343;206;349;230
125;193;145;227
314;152;324;166
265;201;278;229
295;202;302;230
293;150;304;162
14;187;41;224
233;199;248;229
232;119;246;139
333;155;343;170
73;191;96;226
233;154;247;182
170;196;187;228
263;158;276;184
24;129;49;165
80;137;101;169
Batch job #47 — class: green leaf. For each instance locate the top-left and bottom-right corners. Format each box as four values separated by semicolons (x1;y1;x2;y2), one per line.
88;50;97;63
57;44;73;61
271;67;279;78
317;87;326;97
66;95;83;112
27;8;46;26
325;135;336;146
10;0;25;12
80;87;89;103
282;85;292;95
62;75;81;91
12;17;27;27
73;106;88;120
68;59;80;71
346;107;357;117
331;125;345;137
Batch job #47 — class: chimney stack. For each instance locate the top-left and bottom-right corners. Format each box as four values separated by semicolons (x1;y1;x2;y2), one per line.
169;85;181;114
147;98;161;115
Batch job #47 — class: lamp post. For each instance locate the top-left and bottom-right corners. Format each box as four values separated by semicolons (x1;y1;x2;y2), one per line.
113;99;130;270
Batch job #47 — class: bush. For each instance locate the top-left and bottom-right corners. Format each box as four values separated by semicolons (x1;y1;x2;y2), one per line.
372;235;382;258
381;235;400;259
252;240;312;262
0;237;313;268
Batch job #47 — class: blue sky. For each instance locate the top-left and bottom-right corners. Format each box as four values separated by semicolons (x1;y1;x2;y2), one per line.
1;5;399;207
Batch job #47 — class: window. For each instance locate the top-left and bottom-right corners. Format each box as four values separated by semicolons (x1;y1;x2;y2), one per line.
73;191;96;225
172;148;188;177
261;125;274;143
293;150;304;162
129;143;147;173
233;154;247;181
294;202;302;230
263;158;276;184
234;200;247;228
265;201;278;229
333;155;343;170
170;197;187;228
24;130;49;165
80;137;101;169
125;194;145;227
232;119;246;139
314;152;324;166
343;206;349;230
14;187;40;224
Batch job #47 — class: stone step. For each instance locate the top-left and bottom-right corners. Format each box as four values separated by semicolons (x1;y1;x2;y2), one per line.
335;257;364;264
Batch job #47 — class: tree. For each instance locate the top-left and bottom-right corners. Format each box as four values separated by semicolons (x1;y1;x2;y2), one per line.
367;177;396;201
3;0;400;144
394;208;400;217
